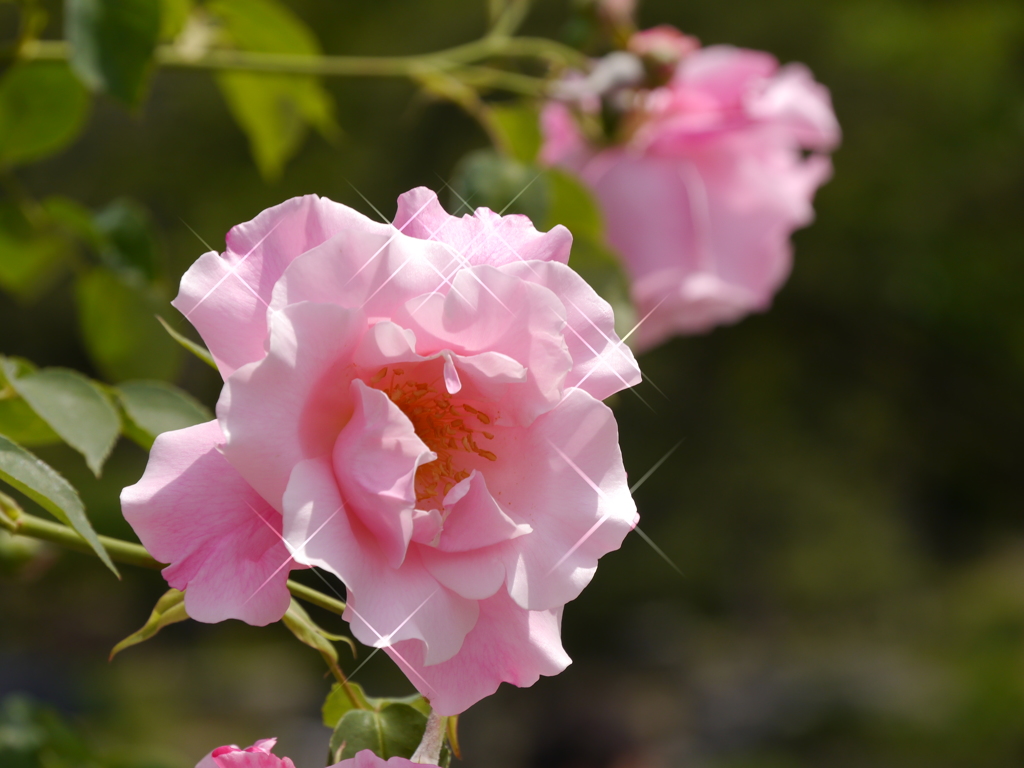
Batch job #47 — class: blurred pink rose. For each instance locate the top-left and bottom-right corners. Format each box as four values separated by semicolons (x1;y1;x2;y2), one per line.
123;188;640;714
196;739;296;768
541;40;840;350
197;741;413;768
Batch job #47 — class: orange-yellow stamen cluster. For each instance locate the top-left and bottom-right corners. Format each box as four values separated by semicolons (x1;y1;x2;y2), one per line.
369;366;496;505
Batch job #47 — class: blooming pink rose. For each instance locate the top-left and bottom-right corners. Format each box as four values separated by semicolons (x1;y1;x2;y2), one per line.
541;39;840;350
196;739;296;768
122;187;640;714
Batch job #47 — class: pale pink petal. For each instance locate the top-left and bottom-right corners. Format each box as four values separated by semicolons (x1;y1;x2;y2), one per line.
281;457;479;665
394;187;573;267
631;267;762;345
333;379;436;568
501;260;641;400
219;302;365;510
121;421;293;626
437;471;530;552
419;544;508;600
489;388;637;611
539;102;591;169
330;751;418;768
386;589;570;716
268;226;457;321
394;265;572;425
748;63;841;150
351;321;527;394
676;45;778;107
172;196;378;377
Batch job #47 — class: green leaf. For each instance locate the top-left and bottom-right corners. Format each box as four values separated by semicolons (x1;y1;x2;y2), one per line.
43;196;103;251
156;315;217;370
0;397;62;447
323;681;431;730
0;358;56;447
0;61;90;168
93;198;160;281
208;0;339;180
282;599;356;673
488;102;542;163
330;703;427;762
543;168;604;241
159;0;192;41
0;202;72;301
76;268;182;381
449;149;549;224
0;361;121;476
0;434;117;576
115;380;210;449
65;0;161;106
109;588;189;659
323;681;373;728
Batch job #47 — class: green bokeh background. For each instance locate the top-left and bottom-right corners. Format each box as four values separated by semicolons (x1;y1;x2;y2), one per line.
3;1;1024;766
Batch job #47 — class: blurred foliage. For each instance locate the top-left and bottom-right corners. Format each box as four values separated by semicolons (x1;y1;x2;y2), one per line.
0;693;168;768
0;0;1022;767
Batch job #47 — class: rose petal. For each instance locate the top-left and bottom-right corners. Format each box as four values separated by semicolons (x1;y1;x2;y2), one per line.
269;225;457;321
333;379;436;568
385;589;570;715
437;471;531;553
173;195;376;377
282;457;479;665
394;265;572;425
219;302;365;510
121;421;293;626
489;388;637;611
394;187;573;267
501;260;641;401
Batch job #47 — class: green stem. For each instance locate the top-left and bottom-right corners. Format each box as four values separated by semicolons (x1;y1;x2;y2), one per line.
17;35;586;78
1;508;346;615
5;508;164;570
286;578;347;616
489;0;533;39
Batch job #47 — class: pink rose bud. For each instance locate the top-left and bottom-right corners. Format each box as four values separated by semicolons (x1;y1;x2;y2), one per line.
196;739;296;768
123;188;641;715
541;37;840;351
628;25;700;65
197;741;414;768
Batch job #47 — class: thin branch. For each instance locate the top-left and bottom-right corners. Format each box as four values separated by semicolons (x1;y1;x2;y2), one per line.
15;35;585;78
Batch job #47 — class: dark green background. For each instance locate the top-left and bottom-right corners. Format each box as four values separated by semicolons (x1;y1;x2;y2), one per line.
2;1;1024;766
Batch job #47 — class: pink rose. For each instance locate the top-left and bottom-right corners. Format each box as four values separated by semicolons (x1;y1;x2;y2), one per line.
541;39;840;350
197;741;411;768
196;739;296;768
333;751;417;768
122;188;640;714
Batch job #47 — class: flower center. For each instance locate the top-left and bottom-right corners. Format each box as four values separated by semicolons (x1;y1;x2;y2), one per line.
368;366;496;505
